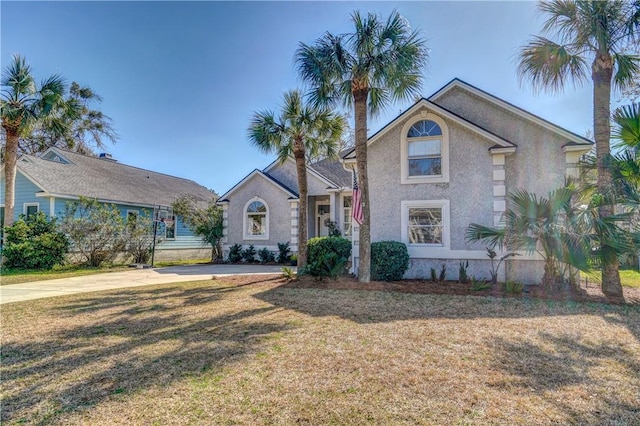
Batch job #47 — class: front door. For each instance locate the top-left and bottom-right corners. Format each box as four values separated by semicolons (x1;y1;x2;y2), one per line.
316;203;330;237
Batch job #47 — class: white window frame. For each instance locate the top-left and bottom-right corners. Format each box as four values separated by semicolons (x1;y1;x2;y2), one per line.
400;114;449;184
23;202;40;217
243;197;269;240
401;200;450;257
341;194;353;237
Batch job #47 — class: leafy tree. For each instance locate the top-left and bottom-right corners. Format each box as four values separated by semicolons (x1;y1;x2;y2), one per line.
172;194;223;262
1;55;69;227
59;197;127;267
2;212;69;269
248;90;345;269
517;0;640;297
125;211;154;264
296;10;428;281
17;82;118;156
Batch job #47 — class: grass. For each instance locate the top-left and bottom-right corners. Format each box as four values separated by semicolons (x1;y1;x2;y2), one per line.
584;269;640;289
0;258;211;286
1;275;639;425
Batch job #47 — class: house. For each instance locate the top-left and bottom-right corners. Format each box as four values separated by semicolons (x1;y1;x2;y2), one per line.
220;78;593;283
0;147;216;261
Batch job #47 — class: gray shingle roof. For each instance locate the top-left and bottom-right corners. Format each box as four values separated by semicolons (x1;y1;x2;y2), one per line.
309;154;352;188
18;148;215;207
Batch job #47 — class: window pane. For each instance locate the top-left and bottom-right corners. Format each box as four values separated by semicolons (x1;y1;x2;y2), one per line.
409;158;441;176
409;208;442;225
247;201;266;213
248;214;266;235
343;196;352;208
408;139;441;157
26;205;38;217
408;120;442;137
408;207;443;244
408;225;443;244
165;215;176;239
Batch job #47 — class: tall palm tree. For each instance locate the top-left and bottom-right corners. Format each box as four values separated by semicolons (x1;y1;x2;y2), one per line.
517;0;640;297
295;10;428;282
247;90;345;269
1;55;68;227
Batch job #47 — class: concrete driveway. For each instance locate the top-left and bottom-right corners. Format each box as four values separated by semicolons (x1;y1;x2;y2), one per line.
0;264;289;305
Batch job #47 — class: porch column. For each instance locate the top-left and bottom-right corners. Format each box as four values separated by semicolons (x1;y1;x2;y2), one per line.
289;200;299;253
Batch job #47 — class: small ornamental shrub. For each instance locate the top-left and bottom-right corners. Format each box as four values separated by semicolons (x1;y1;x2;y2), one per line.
277;242;291;264
503;280;524;294
228;244;243;263
430;267;437;282
2;212;69;269
290;253;298;266
439;264;447;282
241;245;257;263
458;260;469;284
281;266;296;280
371;241;409;281
307;236;351;264
304;236;351;279
471;277;491;291
258;247;275;264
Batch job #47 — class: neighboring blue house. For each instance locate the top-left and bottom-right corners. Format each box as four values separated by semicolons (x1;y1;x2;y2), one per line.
0;147;216;260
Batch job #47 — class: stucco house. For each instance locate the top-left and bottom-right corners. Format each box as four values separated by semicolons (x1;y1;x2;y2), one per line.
0;147;216;260
220;78;593;283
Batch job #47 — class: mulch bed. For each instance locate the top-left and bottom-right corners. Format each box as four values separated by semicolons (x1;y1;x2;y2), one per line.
279;274;640;305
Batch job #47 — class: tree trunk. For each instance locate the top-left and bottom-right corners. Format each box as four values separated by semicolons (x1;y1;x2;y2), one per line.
294;141;308;269
3;128;19;228
592;53;623;298
353;89;371;282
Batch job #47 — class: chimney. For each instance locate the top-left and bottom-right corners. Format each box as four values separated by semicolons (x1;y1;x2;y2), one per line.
99;153;117;162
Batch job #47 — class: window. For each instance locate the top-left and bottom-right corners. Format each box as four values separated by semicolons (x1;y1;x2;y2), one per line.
401;200;450;251
126;210;139;228
342;196;352;237
243;199;268;240
23;203;39;218
164;215;176;239
401;115;449;184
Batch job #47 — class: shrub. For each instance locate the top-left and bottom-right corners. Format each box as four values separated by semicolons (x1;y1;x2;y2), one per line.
503;280;524;294
2;213;69;269
371;241;409;281
281;266;296;280
290;253;298;266
258;247;275;264
301;252;347;280
326;220;342;237
125;211;154;264
304;236;351;279
471;277;491;291
241;245;257;263
59;198;126;267
228;244;243;263
277;242;291;264
430;268;437;282
458;260;469;284
439;264;447;282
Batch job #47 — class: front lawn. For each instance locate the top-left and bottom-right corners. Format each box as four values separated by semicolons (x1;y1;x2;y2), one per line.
1;275;638;425
620;269;640;288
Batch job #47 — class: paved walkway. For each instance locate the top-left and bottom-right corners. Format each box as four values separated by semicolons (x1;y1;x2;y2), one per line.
0;264;289;305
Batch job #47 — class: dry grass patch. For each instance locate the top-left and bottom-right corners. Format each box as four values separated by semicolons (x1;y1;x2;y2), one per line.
1;275;639;425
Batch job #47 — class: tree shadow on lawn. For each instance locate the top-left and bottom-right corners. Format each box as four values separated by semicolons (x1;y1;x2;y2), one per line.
490;332;640;424
1;283;292;424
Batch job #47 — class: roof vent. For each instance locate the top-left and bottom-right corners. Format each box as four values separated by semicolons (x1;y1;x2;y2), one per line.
99;153;117;162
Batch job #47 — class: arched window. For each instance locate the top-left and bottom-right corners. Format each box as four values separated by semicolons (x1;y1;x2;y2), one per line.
243;198;269;240
401;114;449;184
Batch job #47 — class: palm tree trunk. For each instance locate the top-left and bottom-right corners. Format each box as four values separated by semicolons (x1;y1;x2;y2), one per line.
593;53;623;298
353;89;371;282
3;128;19;228
294;141;308;269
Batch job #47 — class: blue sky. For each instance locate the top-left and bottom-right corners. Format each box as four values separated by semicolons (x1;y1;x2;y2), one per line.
2;1;602;193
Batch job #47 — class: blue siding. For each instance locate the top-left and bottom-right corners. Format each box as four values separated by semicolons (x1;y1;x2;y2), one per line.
0;172;50;220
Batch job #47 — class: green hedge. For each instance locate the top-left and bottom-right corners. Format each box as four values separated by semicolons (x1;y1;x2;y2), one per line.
304;236;352;279
371;241;409;281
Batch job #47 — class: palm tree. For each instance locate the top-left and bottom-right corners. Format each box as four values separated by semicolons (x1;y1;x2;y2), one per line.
295;10;428;282
247;90;345;269
517;0;640;297
1;55;68;227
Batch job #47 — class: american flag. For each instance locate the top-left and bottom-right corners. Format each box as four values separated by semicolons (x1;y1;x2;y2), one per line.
352;171;363;225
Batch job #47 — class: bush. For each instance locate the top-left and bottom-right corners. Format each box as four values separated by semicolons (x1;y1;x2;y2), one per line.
228;244;243;263
125;211;154;264
371;241;409;281
471;277;491;291
503;280;524;294
304;236;352;279
277;242;291;264
458;260;469;284
241;245;257;263
2;212;70;270
258;247;275;264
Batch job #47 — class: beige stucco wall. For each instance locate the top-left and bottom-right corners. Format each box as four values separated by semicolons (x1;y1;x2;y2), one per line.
222;173;293;254
366;105;495;251
266;159;331;196
434;87;569;194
